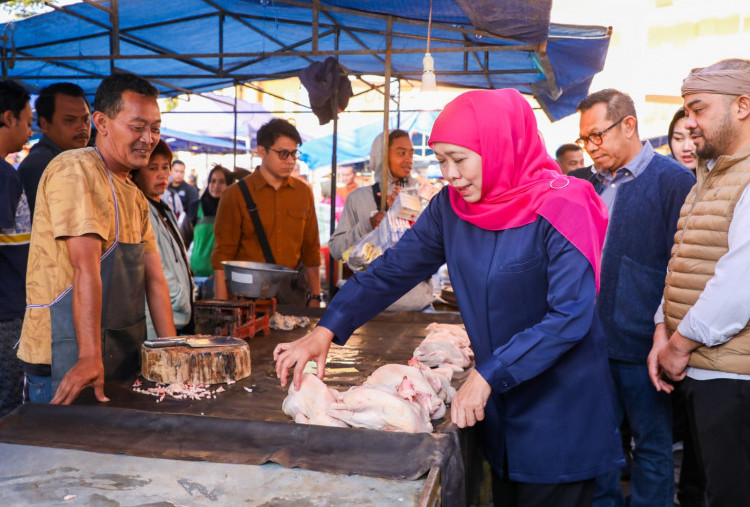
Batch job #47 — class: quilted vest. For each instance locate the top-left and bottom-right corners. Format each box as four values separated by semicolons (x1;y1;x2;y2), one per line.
663;144;750;373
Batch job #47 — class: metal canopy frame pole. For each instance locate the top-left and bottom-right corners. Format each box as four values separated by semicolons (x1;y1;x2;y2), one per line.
327;24;339;300
381;16;392;213
109;0;119;74
233;81;238;169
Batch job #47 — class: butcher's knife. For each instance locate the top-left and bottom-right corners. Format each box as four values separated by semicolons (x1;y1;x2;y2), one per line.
143;336;245;348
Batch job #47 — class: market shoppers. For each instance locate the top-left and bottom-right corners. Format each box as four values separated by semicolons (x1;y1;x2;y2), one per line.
18;82;91;220
17;72;176;405
168;159;199;221
131;140;194;339
668;107;698;173
651;58;750;507
336;165;359;202
0;80;33;417
190;164;234;298
275;89;624;507
576;88;695;507
211;118;321;306
328;130;434;311
555;143;585;174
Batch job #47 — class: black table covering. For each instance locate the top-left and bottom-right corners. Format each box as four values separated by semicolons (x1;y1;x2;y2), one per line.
0;308;470;506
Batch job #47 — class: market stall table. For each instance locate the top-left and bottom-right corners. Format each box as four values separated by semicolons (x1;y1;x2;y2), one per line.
0;308;473;506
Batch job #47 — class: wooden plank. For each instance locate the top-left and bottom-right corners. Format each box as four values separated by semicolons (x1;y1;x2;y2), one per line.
418;466;441;507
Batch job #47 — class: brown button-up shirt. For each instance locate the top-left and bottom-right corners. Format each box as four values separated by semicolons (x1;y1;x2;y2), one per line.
211;169;320;271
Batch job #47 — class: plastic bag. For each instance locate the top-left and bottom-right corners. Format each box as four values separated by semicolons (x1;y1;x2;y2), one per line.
345;188;423;272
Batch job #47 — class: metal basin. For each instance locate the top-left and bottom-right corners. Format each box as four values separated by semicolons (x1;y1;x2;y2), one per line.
222;261;297;298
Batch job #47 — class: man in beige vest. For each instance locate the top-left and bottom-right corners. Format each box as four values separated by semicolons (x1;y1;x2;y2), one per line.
650;58;750;507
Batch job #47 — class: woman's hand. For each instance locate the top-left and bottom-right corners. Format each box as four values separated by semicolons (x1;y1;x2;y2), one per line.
450;369;492;429
274;327;335;390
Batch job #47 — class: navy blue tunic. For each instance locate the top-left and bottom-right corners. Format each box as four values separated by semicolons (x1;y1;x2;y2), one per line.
320;187;624;483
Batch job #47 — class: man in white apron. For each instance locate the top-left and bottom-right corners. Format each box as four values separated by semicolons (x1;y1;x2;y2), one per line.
17;72;176;405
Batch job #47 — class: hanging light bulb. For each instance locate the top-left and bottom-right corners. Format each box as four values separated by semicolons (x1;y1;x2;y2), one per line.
422;53;437;92
421;0;438;93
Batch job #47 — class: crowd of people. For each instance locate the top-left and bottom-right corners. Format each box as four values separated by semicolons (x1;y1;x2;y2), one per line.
1;57;749;507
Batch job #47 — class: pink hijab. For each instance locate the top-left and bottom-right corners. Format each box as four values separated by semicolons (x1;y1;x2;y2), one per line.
428;89;608;291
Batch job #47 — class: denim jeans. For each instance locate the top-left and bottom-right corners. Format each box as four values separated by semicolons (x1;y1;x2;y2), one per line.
594;359;674;507
23;373;53;404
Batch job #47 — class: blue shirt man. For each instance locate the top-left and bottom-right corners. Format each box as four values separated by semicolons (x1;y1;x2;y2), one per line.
577;89;695;507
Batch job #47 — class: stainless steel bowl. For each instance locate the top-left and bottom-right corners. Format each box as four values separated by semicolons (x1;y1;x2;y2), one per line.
221;261;297;298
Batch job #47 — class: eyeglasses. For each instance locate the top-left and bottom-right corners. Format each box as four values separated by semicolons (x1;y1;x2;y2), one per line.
575;117;626;148
267;147;301;160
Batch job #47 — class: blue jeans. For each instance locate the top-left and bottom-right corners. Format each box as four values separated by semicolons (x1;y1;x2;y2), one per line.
594;360;674;507
23;373;53;404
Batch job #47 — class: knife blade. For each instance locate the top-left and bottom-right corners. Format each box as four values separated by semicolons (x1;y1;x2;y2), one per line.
143;336;245;348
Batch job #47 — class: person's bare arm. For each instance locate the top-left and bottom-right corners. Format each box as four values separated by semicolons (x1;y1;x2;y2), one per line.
144;251;177;337
211;188;241;300
304;266;322;308
51;234;109;405
214;269;229;299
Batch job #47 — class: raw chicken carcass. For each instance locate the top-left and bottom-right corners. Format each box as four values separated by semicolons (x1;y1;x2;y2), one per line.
282;373;348;427
407;357;457;403
423;330;473;352
425;323;471;347
413;337;473;372
364;364;446;419
327;386;433;433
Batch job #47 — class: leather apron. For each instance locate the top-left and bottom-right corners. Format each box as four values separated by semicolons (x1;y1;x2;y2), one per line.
33;161;146;392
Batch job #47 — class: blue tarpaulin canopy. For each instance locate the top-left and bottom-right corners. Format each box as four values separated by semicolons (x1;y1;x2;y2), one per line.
161;92;281;146
301;110;439;169
0;0;611;121
160;126;237;154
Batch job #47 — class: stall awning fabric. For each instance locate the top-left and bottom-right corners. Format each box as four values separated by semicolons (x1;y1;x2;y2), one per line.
160;126;237;154
301;110;439;170
0;1;610;121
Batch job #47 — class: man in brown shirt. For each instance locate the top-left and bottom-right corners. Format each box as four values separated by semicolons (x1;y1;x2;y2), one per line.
212;119;321;306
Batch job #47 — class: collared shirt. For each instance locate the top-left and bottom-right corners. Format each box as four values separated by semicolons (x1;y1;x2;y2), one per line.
211;168;320;270
17;135;63;220
17;147;156;365
594;142;655;212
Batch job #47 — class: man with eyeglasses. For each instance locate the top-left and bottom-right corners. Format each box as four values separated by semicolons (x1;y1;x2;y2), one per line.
212;118;321;307
576;89;695;507
17;72;176;406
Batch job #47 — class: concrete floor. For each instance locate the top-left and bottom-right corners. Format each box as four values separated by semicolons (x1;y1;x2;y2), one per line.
0;443;426;507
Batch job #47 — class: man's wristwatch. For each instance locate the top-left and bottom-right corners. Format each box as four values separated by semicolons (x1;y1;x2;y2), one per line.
306;292;323;305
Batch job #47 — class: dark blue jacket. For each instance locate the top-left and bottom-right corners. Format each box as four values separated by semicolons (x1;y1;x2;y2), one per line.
592;154;695;363
321;187;624;483
18;135;62;220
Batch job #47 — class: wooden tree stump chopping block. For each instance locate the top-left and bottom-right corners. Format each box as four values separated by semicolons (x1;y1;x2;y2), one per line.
141;341;251;385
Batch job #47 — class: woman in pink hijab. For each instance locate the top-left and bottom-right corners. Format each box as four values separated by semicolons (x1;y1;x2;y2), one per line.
275;89;623;507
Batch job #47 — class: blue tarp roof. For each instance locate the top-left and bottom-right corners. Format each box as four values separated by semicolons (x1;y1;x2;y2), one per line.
301;110;439;169
0;0;611;121
160;126;237;154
